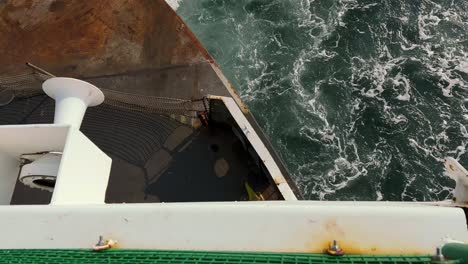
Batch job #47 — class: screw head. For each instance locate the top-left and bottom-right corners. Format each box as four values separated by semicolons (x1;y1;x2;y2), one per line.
431;247;447;263
327;240;344;256
96;236;105;247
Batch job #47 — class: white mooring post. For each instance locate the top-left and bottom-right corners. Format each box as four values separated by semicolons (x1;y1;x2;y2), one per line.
43;77;105;129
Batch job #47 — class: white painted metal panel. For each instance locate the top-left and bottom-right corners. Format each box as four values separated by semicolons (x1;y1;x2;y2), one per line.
0;125;111;205
0;125;68;156
0;152;20;204
0;125;69;204
0;202;465;254
51;130;112;205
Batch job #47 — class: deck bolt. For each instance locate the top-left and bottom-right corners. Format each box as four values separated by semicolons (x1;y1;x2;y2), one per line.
96;236;105;247
431;247;447;263
327;240;344;256
93;235;118;252
430;247;459;263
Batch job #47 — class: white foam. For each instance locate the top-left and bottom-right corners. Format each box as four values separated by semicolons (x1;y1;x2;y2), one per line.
361;3;378;9
393;73;411;101
456;60;468;74
165;0;182;10
391;114;408;124
418;14;441;40
376;190;383;201
409;138;431;156
178;0;468;201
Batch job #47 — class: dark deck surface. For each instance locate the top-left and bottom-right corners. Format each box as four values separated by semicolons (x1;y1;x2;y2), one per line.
8;97;274;204
144;125;250;202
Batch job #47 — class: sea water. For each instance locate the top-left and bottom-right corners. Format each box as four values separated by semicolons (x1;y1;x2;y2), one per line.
178;0;468;201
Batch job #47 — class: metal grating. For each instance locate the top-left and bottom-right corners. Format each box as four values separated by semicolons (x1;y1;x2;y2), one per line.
0;250;435;264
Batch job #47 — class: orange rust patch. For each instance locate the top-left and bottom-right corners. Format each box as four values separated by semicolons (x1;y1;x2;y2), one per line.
328;241;426;255
0;0;213;76
273;177;286;185
298;238;429;256
110;242;121;249
0;1;109;68
284;219;431;256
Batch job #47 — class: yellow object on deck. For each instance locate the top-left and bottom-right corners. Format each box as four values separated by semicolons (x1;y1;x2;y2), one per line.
245;182;264;201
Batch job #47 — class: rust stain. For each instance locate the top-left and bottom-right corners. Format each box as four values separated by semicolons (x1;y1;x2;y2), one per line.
0;0;213;77
165;3;213;64
110;242;121;249
0;0;251;122
0;1;109;68
281;218;431;256
281;236;430;256
317;240;427;256
227;83;250;114
273;177;287;186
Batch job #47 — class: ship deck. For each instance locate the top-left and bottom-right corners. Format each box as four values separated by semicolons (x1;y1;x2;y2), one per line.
7;93;280;204
0;0;301;204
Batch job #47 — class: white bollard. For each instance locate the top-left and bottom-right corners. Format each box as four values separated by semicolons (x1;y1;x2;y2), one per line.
42;77;104;129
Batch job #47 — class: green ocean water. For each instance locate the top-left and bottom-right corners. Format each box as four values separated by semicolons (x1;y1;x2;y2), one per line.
178;0;468;201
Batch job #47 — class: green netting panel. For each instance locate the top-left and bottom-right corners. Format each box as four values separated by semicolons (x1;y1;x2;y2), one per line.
0;250;435;264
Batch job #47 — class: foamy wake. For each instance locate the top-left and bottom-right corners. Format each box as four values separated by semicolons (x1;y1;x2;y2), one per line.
178;0;468;201
282;0;466;200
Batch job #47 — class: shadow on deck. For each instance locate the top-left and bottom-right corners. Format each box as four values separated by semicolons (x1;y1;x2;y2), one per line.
9;97;280;204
